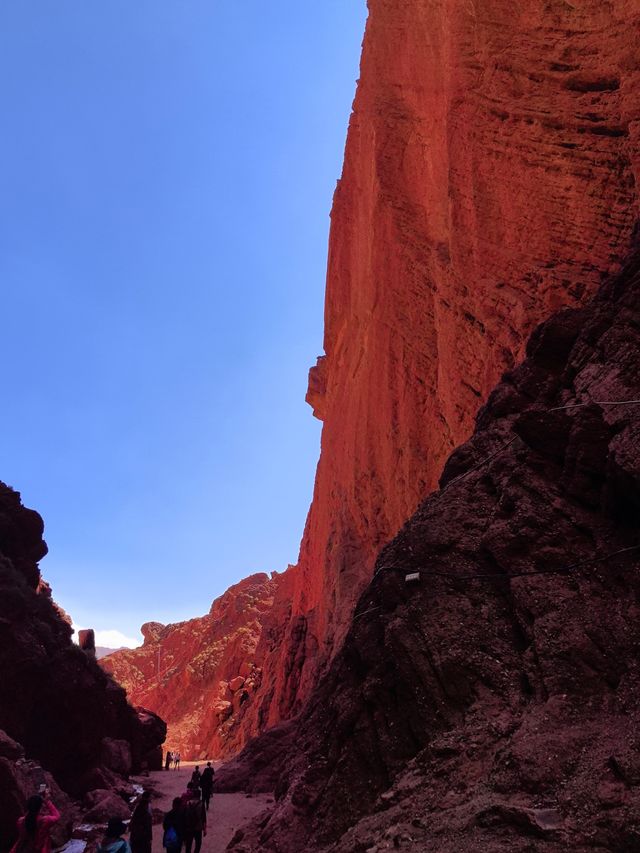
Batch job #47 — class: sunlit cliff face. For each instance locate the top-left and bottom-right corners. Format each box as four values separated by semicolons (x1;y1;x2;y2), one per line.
102;572;282;758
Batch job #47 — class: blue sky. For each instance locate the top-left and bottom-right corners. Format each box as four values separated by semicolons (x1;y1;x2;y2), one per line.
0;2;367;646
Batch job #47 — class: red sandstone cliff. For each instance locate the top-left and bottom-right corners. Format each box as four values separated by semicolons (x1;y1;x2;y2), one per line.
102;573;290;758
107;0;640;756
283;0;640;706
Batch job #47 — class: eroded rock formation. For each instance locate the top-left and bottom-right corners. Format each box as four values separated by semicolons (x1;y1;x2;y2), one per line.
107;0;640;759
0;483;166;848
221;252;640;852
102;573;288;758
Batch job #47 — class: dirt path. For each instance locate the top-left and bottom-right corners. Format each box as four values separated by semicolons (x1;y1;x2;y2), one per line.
133;766;271;853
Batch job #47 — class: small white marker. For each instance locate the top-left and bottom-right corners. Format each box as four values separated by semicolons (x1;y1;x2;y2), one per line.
405;572;421;583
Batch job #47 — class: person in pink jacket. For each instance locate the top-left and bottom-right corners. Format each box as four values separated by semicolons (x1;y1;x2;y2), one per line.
10;791;60;853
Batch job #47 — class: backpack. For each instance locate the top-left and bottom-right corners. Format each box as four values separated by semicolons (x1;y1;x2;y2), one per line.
98;842;128;853
184;800;204;833
162;826;179;850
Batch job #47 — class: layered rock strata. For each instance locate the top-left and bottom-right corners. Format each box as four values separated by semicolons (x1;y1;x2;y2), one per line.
0;483;166;847
108;0;640;756
221;251;640;852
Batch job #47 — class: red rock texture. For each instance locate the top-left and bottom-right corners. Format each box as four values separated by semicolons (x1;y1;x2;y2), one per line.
228;0;640;747
220;252;640;852
108;0;640;758
102;573;288;758
277;0;640;718
0;483;166;847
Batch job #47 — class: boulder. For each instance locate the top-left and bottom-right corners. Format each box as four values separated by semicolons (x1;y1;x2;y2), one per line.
83;789;131;823
0;730;25;760
476;805;563;836
100;738;132;776
76;765;120;796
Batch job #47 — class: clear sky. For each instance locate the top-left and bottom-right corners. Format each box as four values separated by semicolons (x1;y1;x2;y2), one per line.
0;2;367;647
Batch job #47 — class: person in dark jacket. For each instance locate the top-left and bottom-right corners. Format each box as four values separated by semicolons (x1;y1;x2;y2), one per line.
129;791;152;853
162;797;184;853
199;763;214;812
182;789;206;853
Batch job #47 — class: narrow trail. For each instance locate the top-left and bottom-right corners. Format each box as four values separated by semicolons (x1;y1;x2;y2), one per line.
133;765;272;853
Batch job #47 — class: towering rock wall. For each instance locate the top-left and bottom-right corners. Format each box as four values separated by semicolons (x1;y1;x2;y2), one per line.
106;0;640;756
251;0;640;727
220;252;640;852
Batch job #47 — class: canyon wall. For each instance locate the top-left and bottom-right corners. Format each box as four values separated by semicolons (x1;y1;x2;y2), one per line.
106;0;640;756
0;483;166;848
221;252;640;852
290;0;640;693
102;572;291;758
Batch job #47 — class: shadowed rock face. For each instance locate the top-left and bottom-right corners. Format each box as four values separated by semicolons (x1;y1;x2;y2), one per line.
0;483;165;846
219;256;640;851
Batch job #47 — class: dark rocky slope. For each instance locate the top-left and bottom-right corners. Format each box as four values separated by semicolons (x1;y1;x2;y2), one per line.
0;484;165;849
221;255;640;851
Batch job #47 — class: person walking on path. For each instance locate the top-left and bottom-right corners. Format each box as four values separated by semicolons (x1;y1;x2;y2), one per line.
199;763;214;812
182;789;207;853
97;819;131;853
190;766;201;787
180;783;196;807
129;791;153;853
173;752;180;770
162;797;184;853
165;751;173;771
10;790;60;853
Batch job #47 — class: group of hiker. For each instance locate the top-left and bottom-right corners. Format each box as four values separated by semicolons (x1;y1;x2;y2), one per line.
185;763;215;813
164;750;181;770
9;762;216;853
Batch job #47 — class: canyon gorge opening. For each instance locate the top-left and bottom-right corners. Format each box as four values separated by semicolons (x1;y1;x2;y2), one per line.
3;1;640;851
